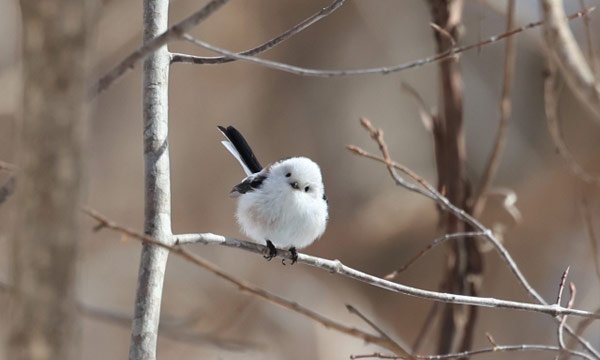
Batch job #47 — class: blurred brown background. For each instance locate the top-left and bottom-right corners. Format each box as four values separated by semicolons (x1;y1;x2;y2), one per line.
1;0;600;359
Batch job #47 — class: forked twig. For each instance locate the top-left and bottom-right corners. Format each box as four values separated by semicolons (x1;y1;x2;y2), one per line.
171;0;346;65
83;208;412;356
347;120;600;359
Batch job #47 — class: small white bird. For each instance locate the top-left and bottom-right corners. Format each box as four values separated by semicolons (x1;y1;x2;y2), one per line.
218;125;328;264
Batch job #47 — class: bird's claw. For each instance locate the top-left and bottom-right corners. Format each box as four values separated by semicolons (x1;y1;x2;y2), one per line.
264;240;277;261
282;247;298;265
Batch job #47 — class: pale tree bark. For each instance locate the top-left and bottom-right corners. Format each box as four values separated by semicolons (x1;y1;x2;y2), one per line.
8;0;97;359
128;0;173;359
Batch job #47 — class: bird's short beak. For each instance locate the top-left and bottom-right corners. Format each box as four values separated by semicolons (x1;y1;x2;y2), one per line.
290;182;299;190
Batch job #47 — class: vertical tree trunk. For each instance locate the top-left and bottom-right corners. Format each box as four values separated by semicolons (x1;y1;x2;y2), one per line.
129;0;173;359
9;1;96;359
427;0;483;355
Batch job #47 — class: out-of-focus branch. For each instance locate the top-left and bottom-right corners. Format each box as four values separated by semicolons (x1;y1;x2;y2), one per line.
580;196;600;281
0;280;251;350
543;61;600;185
83;209;412;357
542;0;600;122
347;119;600;359
171;0;346;65
385;232;486;280
557;282;576;353
91;0;230;96
578;0;598;73
0;160;17;172
83;207;600;320
346;305;413;359
426;0;478;354
177;7;592;78
9;0;95;358
350;343;593;360
472;0;517;217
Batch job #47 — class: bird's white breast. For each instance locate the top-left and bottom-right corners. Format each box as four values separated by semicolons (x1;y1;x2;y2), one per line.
235;178;327;249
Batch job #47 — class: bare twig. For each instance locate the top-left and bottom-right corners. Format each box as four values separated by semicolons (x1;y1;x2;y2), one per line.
542;0;600;122
485;333;498;348
0;160;17;172
578;0;598;73
83;208;411;356
580;196;600;281
555;266;571;306
80;302;253;350
92;0;230;95
171;0;346;65
177;8;593;78
569;305;600;351
347;120;600;359
346;305;412;358
543;61;600;185
558;283;577;352
412;303;439;353
385;232;485;280
401;83;435;132
471;0;517;217
429;23;457;48
1;280;250;350
349;343;593;360
83;207;600;320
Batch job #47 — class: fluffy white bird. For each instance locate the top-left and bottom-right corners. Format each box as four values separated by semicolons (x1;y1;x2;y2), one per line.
218;125;328;264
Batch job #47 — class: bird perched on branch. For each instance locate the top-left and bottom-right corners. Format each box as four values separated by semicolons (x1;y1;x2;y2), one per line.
218;125;328;264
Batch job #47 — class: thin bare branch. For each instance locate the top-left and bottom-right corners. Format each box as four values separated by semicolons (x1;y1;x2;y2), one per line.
0;160;17;172
558;283;577;352
578;0;598;73
472;0;517;217
555;266;571;306
429;23;457;48
347;119;600;359
177;7;593;78
580;196;600;281
385;232;485;280
401;82;435;132
568;305;600;351
0;279;249;350
412;303;439;353
92;0;230;96
83;207;600;320
544;62;600;185
485;333;498;348
83;208;409;356
542;0;600;122
346;305;412;358
171;0;346;65
349;343;593;360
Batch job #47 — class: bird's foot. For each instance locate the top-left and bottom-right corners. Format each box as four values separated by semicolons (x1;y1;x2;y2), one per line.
264;240;277;261
282;247;298;266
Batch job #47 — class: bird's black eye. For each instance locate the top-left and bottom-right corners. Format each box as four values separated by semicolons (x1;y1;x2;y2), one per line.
304;186;310;192
285;173;291;178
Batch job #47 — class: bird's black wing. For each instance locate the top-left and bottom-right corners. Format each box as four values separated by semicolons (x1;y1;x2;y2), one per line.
230;173;267;197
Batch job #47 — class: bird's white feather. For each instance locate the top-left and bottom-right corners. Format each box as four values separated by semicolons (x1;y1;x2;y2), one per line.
221;140;253;176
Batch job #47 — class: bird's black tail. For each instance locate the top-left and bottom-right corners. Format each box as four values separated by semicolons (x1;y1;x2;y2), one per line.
218;125;263;174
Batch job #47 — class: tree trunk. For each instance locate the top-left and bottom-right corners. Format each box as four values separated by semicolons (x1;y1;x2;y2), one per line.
8;1;96;359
